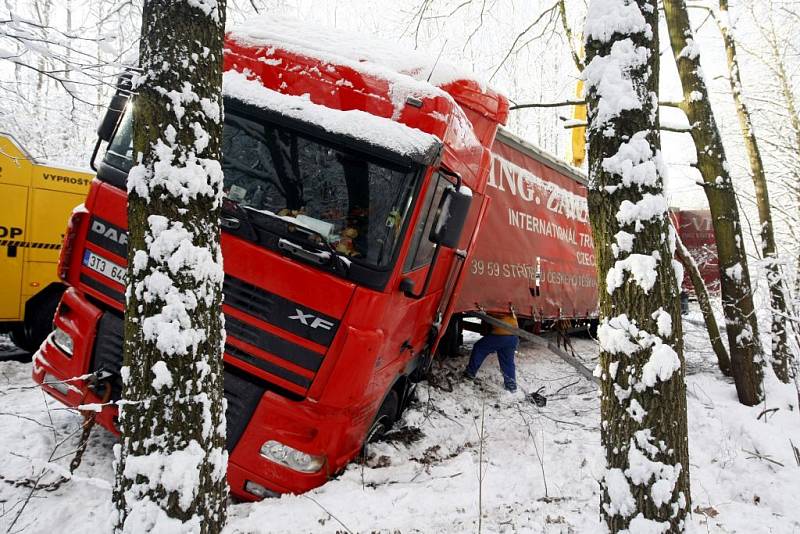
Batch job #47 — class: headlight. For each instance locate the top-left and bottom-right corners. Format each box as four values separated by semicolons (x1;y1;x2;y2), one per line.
51;327;74;356
259;440;325;473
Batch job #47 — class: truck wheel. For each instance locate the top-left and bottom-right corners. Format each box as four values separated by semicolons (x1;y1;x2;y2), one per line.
13;290;61;353
9;325;35;354
437;316;463;359
366;390;399;443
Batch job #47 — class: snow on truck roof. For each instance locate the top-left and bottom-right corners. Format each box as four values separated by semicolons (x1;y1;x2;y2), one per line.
222;70;442;163
226;17;486;94
224;17;504;166
225;18;588;183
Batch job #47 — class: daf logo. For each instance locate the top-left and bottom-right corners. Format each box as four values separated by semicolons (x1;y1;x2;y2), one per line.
289;309;334;330
91;220;128;247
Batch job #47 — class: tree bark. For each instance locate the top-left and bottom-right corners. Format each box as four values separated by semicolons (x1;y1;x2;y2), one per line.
584;0;690;530
675;230;731;375
717;0;793;383
662;0;764;405
113;1;228;532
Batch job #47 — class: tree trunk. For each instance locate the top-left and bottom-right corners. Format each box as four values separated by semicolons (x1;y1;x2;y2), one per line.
584;0;690;530
759;16;800;348
662;0;764;405
717;0;793;382
113;1;228;532
675;230;731;375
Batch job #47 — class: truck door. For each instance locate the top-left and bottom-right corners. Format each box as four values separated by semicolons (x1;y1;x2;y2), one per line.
0;140;31;320
384;173;458;367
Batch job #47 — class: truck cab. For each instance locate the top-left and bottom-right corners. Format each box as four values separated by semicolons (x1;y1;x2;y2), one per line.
33;21;508;499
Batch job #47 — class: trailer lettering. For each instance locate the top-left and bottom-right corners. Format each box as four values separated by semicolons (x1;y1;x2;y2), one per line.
488;156;589;222
472;259;538;281
546;271;597;288
507;208;577;245
576;251;595;266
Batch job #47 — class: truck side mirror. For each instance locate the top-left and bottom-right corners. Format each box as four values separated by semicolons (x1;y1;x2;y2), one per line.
97;72;133;142
429;187;472;249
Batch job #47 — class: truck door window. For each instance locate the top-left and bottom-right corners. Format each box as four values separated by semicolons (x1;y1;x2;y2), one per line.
403;173;449;272
105;108;134;172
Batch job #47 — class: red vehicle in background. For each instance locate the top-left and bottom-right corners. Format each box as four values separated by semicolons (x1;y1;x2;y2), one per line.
674;209;719;294
33;20;597;500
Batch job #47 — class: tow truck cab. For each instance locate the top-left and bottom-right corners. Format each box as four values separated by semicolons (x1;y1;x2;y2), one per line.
33;24;508;499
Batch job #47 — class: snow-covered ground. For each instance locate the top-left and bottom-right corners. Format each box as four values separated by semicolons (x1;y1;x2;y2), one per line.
1;317;798;533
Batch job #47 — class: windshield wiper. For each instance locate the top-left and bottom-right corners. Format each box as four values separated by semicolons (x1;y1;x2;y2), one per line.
220;198;259;242
238;206;349;274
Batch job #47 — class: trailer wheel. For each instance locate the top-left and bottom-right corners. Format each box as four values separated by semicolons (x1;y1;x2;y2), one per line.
366;390;399;443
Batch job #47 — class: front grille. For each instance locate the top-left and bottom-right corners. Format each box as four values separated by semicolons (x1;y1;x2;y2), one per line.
89;312;268;452
81;273;124;305
223;275;339;346
226;316;323;372
81;265;333;398
223;367;266;451
92;312;125;399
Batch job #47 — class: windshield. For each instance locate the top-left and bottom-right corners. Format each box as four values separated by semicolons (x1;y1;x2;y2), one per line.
104;108;420;270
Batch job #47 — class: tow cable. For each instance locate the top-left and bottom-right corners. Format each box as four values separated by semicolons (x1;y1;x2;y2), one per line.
1;372;112;492
70;377;113;473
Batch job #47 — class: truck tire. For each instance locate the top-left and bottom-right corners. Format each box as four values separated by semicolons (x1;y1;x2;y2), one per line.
366;390;399;443
436;315;463;359
8;325;34;354
12;289;62;353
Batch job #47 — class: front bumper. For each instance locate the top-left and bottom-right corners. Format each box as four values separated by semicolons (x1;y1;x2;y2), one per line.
32;288;368;500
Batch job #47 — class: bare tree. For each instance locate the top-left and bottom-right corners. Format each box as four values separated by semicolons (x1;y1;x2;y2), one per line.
744;0;800;299
662;0;764;405
584;0;690;530
112;0;228;531
710;0;795;383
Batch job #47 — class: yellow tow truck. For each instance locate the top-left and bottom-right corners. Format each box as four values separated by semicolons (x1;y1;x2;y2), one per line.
0;133;92;352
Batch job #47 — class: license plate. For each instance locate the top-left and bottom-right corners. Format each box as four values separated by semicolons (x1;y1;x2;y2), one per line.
83;250;126;285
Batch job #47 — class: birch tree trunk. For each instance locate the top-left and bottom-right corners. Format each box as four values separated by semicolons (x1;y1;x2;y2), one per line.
717;0;793;383
584;0;690;530
662;0;764;405
113;1;228;532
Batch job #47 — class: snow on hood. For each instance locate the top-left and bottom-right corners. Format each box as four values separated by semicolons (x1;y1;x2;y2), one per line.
223;70;441;162
226;17;486;95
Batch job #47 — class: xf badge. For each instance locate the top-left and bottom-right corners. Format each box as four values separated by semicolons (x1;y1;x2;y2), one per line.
289;309;334;330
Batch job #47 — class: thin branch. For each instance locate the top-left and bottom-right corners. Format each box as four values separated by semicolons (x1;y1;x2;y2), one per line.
488;1;560;82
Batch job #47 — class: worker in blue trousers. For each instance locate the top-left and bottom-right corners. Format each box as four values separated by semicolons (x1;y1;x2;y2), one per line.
463;312;519;393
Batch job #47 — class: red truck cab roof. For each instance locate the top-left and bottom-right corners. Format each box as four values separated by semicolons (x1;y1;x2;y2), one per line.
223;18;508;192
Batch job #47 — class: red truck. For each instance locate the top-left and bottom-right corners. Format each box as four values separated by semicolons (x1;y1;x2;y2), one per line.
32;21;597;500
674;209;719;294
